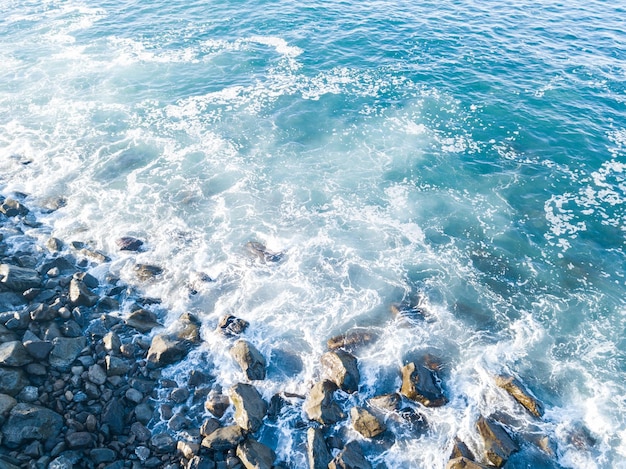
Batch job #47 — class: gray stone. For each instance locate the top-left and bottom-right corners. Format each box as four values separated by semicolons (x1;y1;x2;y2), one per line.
66;431;93;448
126;309;162;333
151;433;176;453
230;340;266;381
236;439;275;469
216;314;249;336
134;402;154;425
23;334;53;360
245;241;283;263
329;441;372;469
134;264;164;281
307;427;332;469
102;399;126;435
16;385;38;402
495;375;544;418
476;416;520;467
0;393;17;415
73;271;99;289
177;440;200;460
88;364;107;385
201;425;245;451
0;341;33;366
168;412;190;431
0;367;27;396
321;350;360;393
25;363;47;376
176;312;202;343
135;445;150;461
1;403;63;448
303;380;344;425
170;387;190;403
147;333;191;367
400;362;447;407
0;264;41;292
105;355;130;375
230;383;267;433
131;422;151;442
90;448;116;464
125;387;144;404
102;331;121;353
450;437;475;461
186;456;216;469
200;417;221;437
69;278;99;307
49;337;87;371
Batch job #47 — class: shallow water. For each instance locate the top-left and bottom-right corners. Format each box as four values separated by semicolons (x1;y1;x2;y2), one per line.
1;0;625;467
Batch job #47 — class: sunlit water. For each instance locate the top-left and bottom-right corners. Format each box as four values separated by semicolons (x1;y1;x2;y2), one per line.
1;0;625;467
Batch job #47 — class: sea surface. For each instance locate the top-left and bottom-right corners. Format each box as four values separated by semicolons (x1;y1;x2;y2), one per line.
1;0;625;467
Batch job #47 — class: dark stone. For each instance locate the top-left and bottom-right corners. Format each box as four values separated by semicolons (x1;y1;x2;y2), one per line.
495;375;544;418
170;387;190;403
230;383;267;433
307;427;332;469
400;362;447;407
327;329;378;352
236;439;275;469
73;272;99;289
131;422;151;442
0;264;41;292
49;337;87;371
230;340;266;381
134;264;163;281
177;440;200;459
303;380;344;425
102;331;121;353
126;309;162;333
168;412;190;431
147;333;192;368
0;341;33;366
88;364;107;385
350;406;386;438
0;199;28;217
65;431;93;448
476;416;520;467
151;432;176;453
0;392;17;415
102;399;126;435
78;248;111;264
187;455;216;469
90;448;116;464
23;332;53;360
328;441;372;469
69;279;99;307
105;355;130;375
1;403;63;448
321;350;360;393
201;425;245;451
450;437;475;461
200;417;221;437
216;314;249;336
116;237;144;251
0;367;28;396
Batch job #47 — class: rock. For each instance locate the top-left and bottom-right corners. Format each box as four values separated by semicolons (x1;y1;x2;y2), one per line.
105;355;130;375
178;440;200;460
230;340;266;381
126;308;162;333
74;271;99;289
245;241;283;263
177;312;202;343
0;367;28;396
476;416;519;467
303;380;344;425
49;337;87;371
0;264;41;292
205;390;230;418
134;264;163;281
102;331;122;353
16;385;38;402
66;431;93;448
321;350;360;393
230;383;267;433
102;399;126;435
200;417;221;437
88;364;107;385
327;329;378;352
329;441;372;469
236;439;275;469
170;387;189;403
186;456;216;469
131;422;151;442
46;237;64;252
307;427;332;469
201;425;245;451
168;412;190;430
116;237;144;251
450;437;475;460
68;278;99;307
495;375;544;418
78;248;111;264
126;388;144;404
400;362;447;407
1;403;63;448
350;407;386;438
0;341;33;366
368;393;401;412
0;198;28;217
0;325;18;343
0;393;17;415
23;333;53;360
147;333;192;368
90;448;116;464
151;433;176;453
217;314;249;336
135;402;154;424
446;458;490;469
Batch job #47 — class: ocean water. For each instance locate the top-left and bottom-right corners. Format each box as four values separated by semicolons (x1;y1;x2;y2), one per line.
1;0;625;467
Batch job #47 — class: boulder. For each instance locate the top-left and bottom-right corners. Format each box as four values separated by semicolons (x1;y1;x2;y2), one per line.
230;340;266;381
0;264;41;292
186;456;216;469
89;448;116;464
303;380;344;425
450;437;475;460
116;237;144;251
66;431;94;448
0;393;17;415
217;314;249;336
176;312;202;343
446;458;490;469
1;403;63;448
88;364;107;385
102;331;121;353
134;264;163;281
151;433;176;453
368;393;401;412
73;271;99;289
0;199;29;217
236;439;276;469
329;441;372;469
201;425;245;451
177;440;200;460
0;341;33;367
350;407;386;438
307;427;332;469
69;278;99;307
230;383;267;433
321;350;360;393
48;337;87;371
205;390;230;418
495;375;544;418
126;308;162;333
147;334;192;368
476;416;519;467
200;417;221;437
400;362;447;407
0;367;27;396
22;334;53;360
327;329;378;352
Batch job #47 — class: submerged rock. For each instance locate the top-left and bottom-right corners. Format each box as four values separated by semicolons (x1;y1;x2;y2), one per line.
230;339;266;381
0;264;41;292
476;416;519;467
368;393;401;412
176;312;202;343
350;406;386;438
329;441;372;469
230;383;267;433
134;264;164;281
303;380;345;425
116;236;144;251
400;362;447;407
236;439;276;469
245;241;283;263
495;375;544;418
217;314;249;336
307;427;332;469
0;199;29;217
327;329;378;352
321;350;360;394
2;403;63;448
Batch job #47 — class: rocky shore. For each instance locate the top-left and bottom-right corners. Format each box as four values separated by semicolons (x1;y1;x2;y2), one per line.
0;193;574;468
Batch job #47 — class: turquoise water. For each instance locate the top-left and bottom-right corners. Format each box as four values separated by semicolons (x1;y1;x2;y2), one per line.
1;0;625;467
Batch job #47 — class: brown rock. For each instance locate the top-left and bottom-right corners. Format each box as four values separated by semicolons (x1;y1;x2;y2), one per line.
303;380;344;425
201;425;245;451
327;329;377;352
367;393;401;412
450;437;475;461
236;439;275;469
400;362;447;407
321;350;360;393
350;407;386;438
328;441;371;469
476;416;519;467
230;383;267;433
446;458;491;469
205;390;230;418
230;340;266;381
495;375;544;418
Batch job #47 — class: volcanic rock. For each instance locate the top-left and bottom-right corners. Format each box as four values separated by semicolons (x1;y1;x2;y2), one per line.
307;427;332;469
230;383;267;433
321;350;360;393
400;362;447;407
230;339;266;381
303;380;344;425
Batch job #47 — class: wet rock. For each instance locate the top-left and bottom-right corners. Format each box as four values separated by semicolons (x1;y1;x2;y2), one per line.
328;441;372;469
88;363;107;385
0;264;41;292
450;437;475;460
0;340;33;366
116;236;144;251
49;337;87;371
368;393;401;412
2;403;63;448
135;402;154;425
350;407;386;438
446;458;490;469
46;237;64;252
230;383;267;433
169;412;190;431
0;367;28;396
307;427;332;469
236;439;275;469
176;312;202;343
126;308;162;333
495;375;544;418
68;278;99;307
134;264;164;281
205;390;230;418
126;387;144;404
245;241;283;263
230;340;266;381
201;425;245;451
0;198;29;217
186;456;216;469
78;247;111;264
217;314;249;336
131;422;152;442
390;301;428;321
303;380;344;425
327;329;378;352
170;387;190;403
321;350;360;393
151;433;176;453
147;333;192;368
74;271;99;289
400;362;447;407
476;416;519;467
